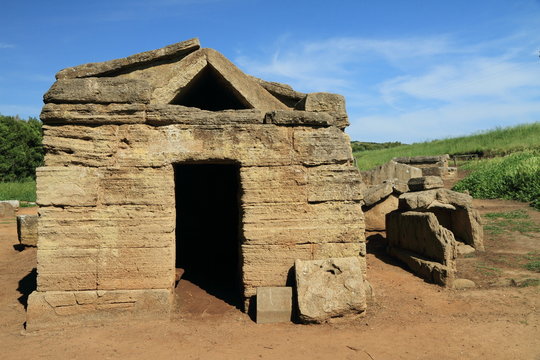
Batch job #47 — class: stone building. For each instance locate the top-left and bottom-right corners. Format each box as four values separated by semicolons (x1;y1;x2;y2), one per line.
27;38;366;329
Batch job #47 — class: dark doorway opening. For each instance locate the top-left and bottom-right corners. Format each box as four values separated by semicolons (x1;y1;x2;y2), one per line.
174;162;242;309
170;65;251;111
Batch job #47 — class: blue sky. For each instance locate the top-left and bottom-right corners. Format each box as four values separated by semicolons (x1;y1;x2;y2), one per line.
1;0;539;142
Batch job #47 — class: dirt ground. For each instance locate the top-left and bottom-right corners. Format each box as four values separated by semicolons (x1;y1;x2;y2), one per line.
1;198;539;360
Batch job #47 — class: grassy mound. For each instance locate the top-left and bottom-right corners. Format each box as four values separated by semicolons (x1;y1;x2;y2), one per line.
354;122;540;170
452;151;540;209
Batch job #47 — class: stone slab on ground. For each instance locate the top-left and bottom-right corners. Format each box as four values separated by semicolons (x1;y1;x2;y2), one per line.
0;202;15;218
408;176;444;191
256;287;292;324
295;257;366;323
17;214;38;246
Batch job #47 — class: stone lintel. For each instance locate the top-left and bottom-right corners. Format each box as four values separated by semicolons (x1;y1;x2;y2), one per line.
56;38;201;79
44;78;152;104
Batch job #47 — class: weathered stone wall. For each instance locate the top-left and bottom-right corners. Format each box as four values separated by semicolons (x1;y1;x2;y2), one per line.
28;40;366;329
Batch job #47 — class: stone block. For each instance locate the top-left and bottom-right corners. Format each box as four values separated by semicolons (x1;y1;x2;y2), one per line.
242;201;364;245
37;166;99;206
17;214;38;246
293;127;353;165
264;110;333;127
408;176;444;191
256;287;292;324
295;92;349;128
295;257;366;323
98;166;174;206
26;289;172;331
0;202;15;218
43;124;119;167
97;247;175;290
37;248;99;291
41;103;146;125
146;105;265;125
386;211;456;265
398;188;484;250
38;205;175;250
56;38;200;79
363;183;394;207
44;78;152;104
361;160;422;186
307;164;364;202
364;194;399;231
1;200;19;208
241;165;307;204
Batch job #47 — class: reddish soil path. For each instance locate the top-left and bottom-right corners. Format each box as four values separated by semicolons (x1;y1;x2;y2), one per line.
0;204;538;360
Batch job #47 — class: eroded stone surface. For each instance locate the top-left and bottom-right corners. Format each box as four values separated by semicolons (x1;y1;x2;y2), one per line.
408;176;444;191
386;211;457;286
361;160;422;186
17;214;38;246
31;38;367;330
295;257;366;323
256;287;292;324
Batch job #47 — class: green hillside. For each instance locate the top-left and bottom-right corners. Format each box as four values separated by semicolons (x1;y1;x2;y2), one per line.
354;122;540;170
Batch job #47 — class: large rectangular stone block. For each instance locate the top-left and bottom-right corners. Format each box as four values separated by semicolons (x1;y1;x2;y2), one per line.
307;164;364;202
37;248;98;291
43;124;119;167
37;166;99;206
44;78;152;104
242;201;364;245
293;127;353;165
241;165;307;204
26;289;172;332
38;205;175;250
41;103;146;125
114;124;295;167
97;247;175;290
99;166;174;205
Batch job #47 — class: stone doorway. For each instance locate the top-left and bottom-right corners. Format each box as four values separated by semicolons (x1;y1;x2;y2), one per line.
173;162;243;308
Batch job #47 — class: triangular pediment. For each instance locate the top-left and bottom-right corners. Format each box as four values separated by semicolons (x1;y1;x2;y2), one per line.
152;48;287;111
56;39;287;112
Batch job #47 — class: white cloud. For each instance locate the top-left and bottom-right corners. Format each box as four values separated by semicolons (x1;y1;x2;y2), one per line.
0;43;15;49
237;30;540;143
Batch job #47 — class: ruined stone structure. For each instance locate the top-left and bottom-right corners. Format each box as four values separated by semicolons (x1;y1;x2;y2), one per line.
386;176;484;287
393;155;457;179
27;39;366;329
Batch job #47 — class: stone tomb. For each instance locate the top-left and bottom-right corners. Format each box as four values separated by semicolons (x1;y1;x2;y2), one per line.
27;38;367;330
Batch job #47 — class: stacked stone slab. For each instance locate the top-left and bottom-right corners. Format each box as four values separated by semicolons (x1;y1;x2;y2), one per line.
386;176;484;286
27;38;366;330
360;161;421;231
393;155;457;179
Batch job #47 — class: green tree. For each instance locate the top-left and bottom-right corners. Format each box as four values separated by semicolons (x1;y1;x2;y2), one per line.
0;114;44;181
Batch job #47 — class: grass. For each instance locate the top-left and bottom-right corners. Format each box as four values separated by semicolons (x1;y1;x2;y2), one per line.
475;263;502;276
453;151;540;209
523;252;540;273
0;181;36;202
517;279;540;287
353;122;540;170
483;210;540;234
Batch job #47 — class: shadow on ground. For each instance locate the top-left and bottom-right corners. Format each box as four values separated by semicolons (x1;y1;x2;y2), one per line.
17;268;37;310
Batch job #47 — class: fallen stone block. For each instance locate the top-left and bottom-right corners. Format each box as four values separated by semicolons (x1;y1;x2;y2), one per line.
256;287;292;324
0;202;15;218
361;160;422;186
364;194;399;231
17;214;38;247
408;176;444;191
295;257;366;323
386;211;457;286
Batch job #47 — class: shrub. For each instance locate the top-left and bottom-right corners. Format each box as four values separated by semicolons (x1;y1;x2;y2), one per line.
453;151;540;209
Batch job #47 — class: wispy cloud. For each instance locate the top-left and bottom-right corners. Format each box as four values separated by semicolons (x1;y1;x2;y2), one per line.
236;29;540;142
0;42;15;49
